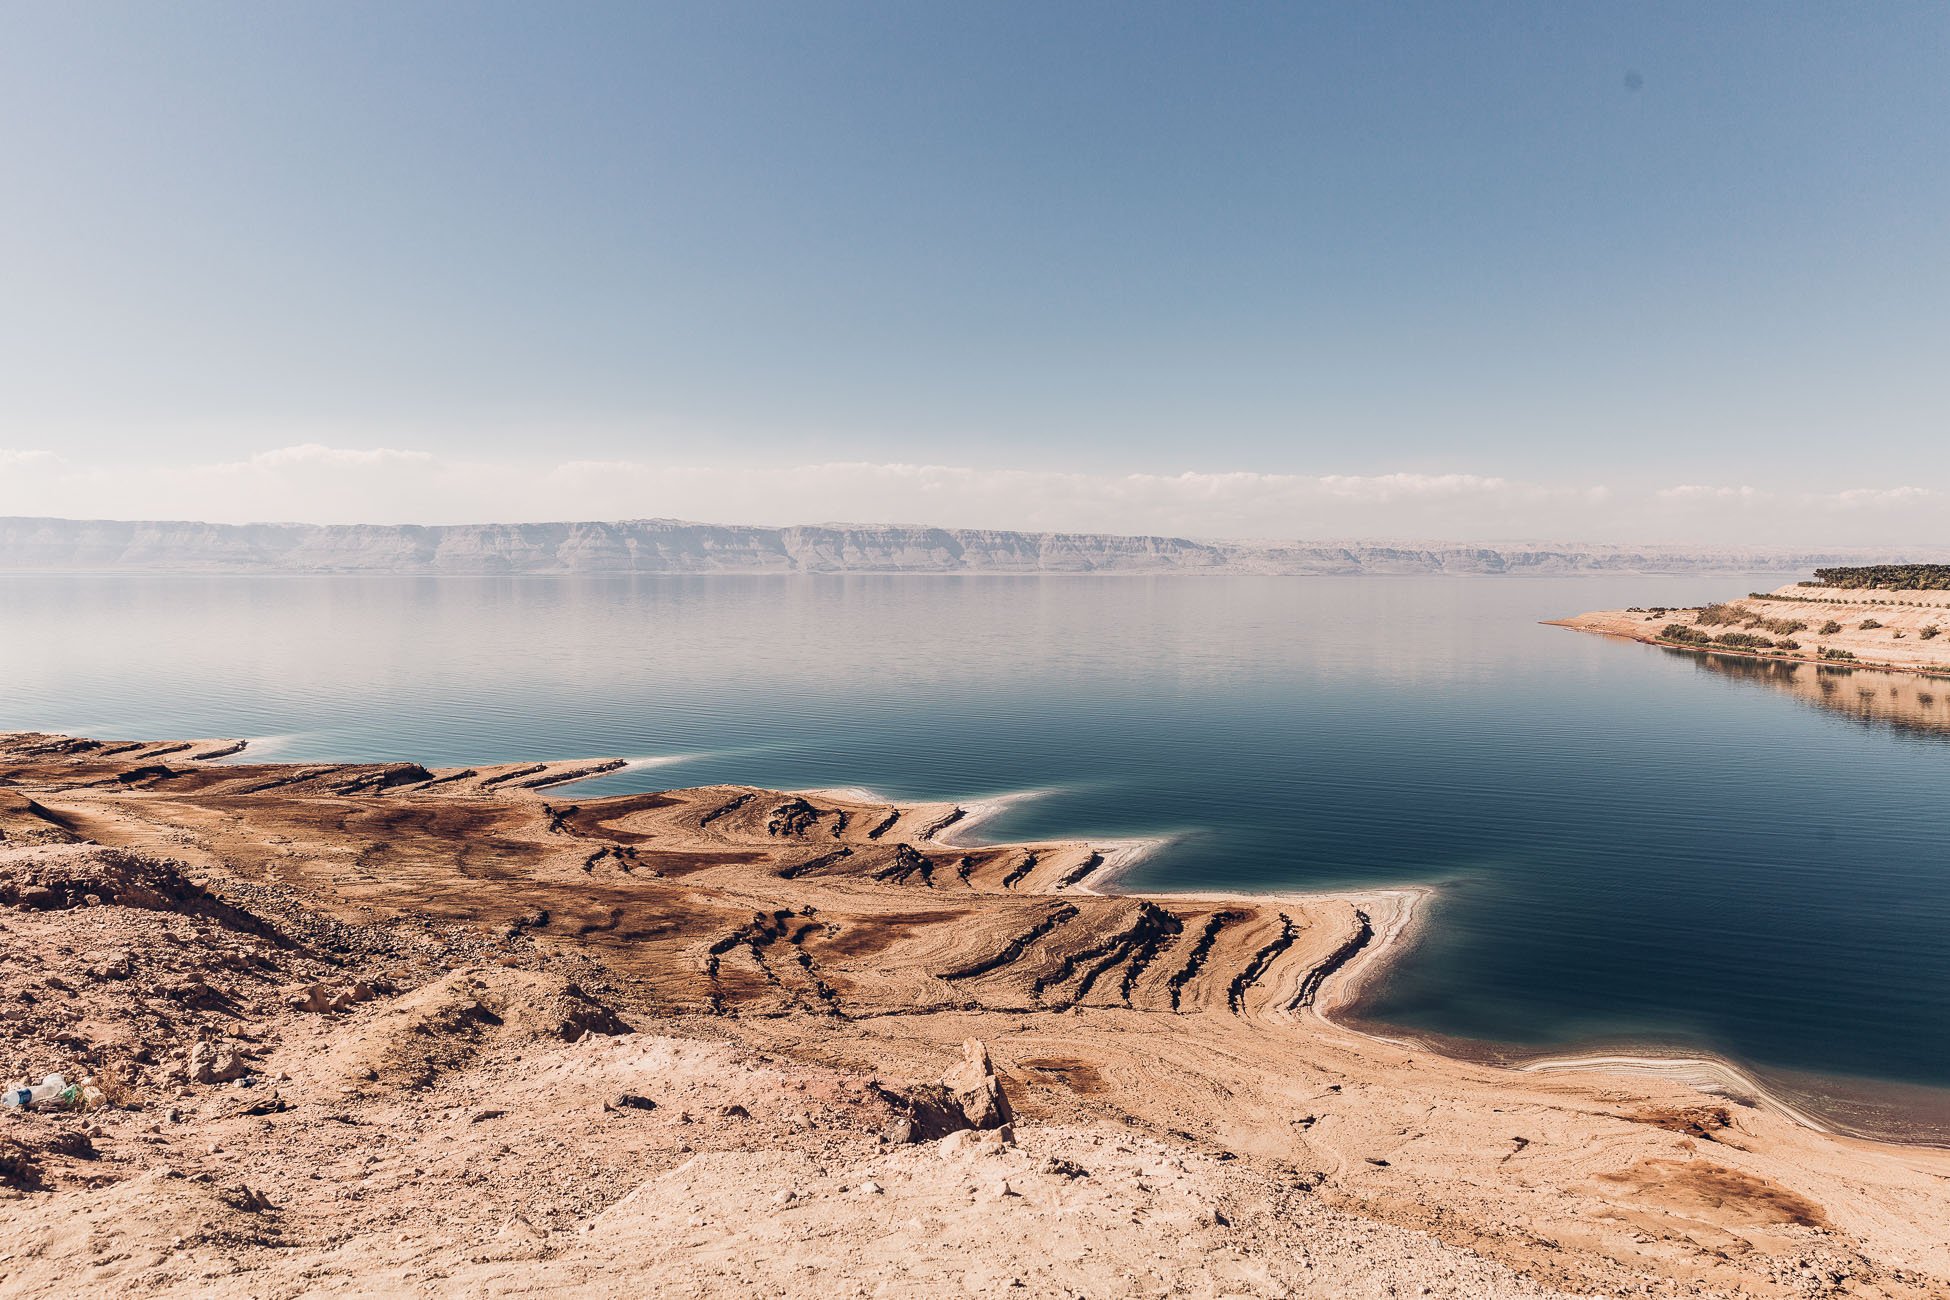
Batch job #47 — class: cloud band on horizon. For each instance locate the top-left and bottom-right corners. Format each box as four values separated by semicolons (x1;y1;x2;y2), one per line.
0;444;1942;547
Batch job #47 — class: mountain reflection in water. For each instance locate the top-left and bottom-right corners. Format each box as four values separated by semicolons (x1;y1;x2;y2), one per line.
1672;648;1950;737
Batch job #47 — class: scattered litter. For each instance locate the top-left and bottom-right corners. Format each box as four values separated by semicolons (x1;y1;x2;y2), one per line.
3;1073;76;1111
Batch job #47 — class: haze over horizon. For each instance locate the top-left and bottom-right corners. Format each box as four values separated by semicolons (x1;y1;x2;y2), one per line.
3;4;1945;545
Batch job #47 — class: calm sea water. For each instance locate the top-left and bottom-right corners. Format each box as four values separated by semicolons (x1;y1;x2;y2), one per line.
4;573;1946;1136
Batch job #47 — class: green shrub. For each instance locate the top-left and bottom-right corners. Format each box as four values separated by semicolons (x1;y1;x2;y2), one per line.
1696;603;1753;627
1661;624;1712;645
1859;619;1883;630
1714;632;1775;649
1819;620;1842;635
1820;647;1857;661
1923;626;1942;641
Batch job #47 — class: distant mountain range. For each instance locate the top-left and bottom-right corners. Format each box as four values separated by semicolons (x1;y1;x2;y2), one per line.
0;516;1933;577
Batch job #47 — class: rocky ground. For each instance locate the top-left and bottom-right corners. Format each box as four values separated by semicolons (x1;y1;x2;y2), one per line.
2;732;1945;1299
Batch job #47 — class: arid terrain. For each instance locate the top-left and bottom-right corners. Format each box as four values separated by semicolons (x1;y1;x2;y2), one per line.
2;732;1946;1298
1557;582;1950;677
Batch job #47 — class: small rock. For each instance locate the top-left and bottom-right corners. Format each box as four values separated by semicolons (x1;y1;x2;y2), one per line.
859;1180;884;1195
222;1182;274;1213
240;1092;289;1117
287;984;334;1014
496;1215;543;1243
327;982;376;1012
186;1042;249;1085
470;1109;506;1124
937;1128;1012;1158
604;1092;656;1113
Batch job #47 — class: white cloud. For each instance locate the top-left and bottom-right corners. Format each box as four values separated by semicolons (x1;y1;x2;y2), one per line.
1657;484;1764;503
1314;472;1513;501
241;443;435;470
1826;486;1939;509
0;449;64;470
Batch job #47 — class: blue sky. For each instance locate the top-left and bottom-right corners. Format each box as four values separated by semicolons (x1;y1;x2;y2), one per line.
1;3;1945;540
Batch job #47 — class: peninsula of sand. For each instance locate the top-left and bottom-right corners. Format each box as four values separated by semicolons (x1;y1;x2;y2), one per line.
3;732;1946;1297
1555;570;1950;679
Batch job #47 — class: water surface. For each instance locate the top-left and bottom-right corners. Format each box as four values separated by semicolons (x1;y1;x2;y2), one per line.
3;572;1945;1138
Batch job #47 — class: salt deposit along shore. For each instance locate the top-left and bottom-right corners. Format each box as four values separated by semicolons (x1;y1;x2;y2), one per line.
2;733;1946;1298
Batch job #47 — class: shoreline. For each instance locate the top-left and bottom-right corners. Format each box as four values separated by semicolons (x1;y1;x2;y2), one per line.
1084;856;1950;1147
62;740;1945;1148
1544;616;1950;681
15;741;1950;1138
7;728;1949;1296
811;773;1948;1147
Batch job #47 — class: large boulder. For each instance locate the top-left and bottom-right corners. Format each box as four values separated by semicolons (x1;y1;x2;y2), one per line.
881;1039;1015;1142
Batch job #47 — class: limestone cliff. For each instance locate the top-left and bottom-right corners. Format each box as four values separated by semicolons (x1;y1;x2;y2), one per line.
0;516;1921;576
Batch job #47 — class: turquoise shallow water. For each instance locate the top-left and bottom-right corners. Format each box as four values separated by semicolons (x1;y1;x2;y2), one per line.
3;572;1946;1136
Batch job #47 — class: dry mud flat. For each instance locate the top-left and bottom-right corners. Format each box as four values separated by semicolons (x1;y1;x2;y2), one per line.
1;734;1946;1299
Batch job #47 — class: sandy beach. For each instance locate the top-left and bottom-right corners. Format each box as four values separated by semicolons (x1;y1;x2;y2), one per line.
3;731;1947;1298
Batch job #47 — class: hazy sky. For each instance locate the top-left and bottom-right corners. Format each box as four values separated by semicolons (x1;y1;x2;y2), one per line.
2;3;1945;542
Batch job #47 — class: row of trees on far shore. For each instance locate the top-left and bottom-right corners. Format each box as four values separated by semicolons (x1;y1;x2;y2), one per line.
1805;565;1950;591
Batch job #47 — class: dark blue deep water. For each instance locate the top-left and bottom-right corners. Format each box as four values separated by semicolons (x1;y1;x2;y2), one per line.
4;573;1946;1137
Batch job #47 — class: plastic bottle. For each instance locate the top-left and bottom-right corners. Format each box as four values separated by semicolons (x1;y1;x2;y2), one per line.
1;1073;69;1109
